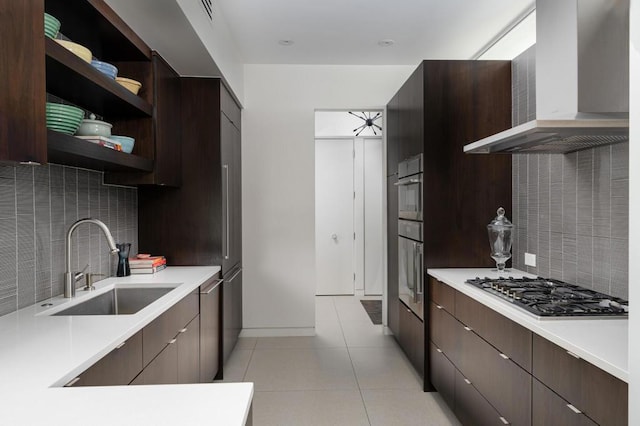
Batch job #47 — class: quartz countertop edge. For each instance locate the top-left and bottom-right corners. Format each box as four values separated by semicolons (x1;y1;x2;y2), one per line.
427;268;628;383
0;266;254;426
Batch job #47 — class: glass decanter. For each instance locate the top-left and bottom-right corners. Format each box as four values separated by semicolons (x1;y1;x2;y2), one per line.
487;207;513;272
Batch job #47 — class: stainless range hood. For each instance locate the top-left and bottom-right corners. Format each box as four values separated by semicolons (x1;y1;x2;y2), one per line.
465;0;629;154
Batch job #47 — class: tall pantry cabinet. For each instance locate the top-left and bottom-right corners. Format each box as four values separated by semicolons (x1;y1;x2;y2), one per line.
138;78;242;375
386;60;513;390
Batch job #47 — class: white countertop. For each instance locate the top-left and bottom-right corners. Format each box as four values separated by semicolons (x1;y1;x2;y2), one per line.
427;268;628;383
0;266;254;426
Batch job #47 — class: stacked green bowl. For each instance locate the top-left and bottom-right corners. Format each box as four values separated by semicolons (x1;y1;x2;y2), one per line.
46;103;84;135
44;13;61;39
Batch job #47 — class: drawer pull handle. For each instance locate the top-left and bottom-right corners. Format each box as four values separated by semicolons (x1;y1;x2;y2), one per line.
168;338;177;345
436;348;443;353
567;404;582;414
463;378;472;385
179;328;188;333
65;377;81;387
499;353;509;360
115;341;126;349
463;326;472;332
499;416;509;425
566;350;581;360
436;305;443;309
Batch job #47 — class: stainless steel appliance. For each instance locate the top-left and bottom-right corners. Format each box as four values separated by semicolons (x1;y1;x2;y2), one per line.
396;154;423;220
466;276;629;319
398;219;423;320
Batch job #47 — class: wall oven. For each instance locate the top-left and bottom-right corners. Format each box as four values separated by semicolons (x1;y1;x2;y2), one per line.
396;154;423;220
398;221;424;320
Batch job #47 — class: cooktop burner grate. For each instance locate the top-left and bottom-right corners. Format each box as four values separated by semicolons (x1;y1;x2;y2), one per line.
465;276;628;318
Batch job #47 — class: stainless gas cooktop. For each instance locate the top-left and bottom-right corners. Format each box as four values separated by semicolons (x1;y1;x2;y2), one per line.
465;276;629;319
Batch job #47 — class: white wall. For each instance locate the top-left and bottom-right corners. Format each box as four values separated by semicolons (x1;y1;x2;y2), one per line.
241;64;413;334
628;1;639;423
176;0;244;101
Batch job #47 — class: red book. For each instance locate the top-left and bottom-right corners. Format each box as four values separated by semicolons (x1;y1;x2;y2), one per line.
129;256;166;267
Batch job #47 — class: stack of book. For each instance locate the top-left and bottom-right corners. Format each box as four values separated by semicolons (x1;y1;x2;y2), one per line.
129;256;167;274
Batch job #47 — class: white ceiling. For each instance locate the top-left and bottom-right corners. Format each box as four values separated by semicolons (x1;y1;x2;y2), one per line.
215;0;535;65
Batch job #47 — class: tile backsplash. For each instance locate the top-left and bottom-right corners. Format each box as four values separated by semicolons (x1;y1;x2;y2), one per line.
0;164;137;316
510;47;629;299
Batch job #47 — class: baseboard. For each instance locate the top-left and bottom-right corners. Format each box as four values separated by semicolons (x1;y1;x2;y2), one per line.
239;327;316;337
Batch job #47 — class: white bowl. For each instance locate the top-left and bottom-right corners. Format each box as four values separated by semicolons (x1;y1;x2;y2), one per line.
75;114;112;137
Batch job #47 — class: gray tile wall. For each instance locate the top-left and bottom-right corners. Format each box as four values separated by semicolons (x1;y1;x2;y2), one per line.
510;47;629;299
0;164;138;316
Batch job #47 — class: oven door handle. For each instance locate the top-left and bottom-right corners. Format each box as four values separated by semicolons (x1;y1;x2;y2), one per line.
415;243;423;301
394;176;422;186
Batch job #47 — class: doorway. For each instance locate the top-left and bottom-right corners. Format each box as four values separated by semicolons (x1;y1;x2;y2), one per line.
315;110;384;296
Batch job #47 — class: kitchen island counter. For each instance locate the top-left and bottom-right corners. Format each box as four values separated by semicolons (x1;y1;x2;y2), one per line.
428;268;628;382
0;266;253;425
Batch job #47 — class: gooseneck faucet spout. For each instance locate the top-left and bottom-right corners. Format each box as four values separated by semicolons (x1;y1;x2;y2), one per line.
64;218;119;298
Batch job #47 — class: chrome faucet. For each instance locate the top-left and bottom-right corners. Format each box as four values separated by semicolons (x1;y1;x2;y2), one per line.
64;218;119;298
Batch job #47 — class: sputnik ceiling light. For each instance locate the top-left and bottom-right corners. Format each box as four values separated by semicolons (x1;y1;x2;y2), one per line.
348;111;383;136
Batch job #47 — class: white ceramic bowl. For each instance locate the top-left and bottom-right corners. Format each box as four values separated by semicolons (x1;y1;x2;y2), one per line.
75;115;112;137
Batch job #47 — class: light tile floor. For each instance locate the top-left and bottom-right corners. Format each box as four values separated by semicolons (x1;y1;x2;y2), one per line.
219;296;461;426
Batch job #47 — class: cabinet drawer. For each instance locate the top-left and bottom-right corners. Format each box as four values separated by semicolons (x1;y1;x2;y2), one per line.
71;330;142;386
458;321;531;426
143;289;199;366
454;369;505;426
532;334;627;426
429;277;455;313
131;338;178;385
456;291;531;371
430;342;455;408
532;379;597;426
429;301;458;360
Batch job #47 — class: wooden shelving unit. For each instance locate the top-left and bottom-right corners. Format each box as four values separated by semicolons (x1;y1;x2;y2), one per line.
47;130;153;172
45;38;152;119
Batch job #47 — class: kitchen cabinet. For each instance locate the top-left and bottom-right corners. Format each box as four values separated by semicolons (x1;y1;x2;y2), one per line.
385;61;512;390
386;176;399;336
532;334;628;426
131;338;178;385
138;78;242;270
456;312;531;426
429;276;629;426
0;0;47;164
1;0;185;178
177;315;200;384
200;276;222;382
429;342;455;408
386;93;399;176
532;379;597;426
456;291;532;372
68;330;142;387
223;267;243;364
398;300;424;377
454;369;505;426
138;78;242;376
105;52;182;186
142;288;198;366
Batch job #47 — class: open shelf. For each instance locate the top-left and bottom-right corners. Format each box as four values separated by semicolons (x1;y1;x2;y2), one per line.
45;0;151;61
47;130;154;173
46;38;152;119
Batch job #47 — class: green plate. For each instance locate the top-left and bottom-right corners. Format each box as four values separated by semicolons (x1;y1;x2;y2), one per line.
47;126;78;135
46;113;82;121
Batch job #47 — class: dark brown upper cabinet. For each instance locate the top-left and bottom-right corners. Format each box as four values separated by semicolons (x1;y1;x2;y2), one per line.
1;0;179;182
105;53;182;186
0;0;47;164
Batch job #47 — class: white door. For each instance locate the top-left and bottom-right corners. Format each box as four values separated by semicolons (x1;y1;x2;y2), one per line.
364;138;384;295
315;138;355;295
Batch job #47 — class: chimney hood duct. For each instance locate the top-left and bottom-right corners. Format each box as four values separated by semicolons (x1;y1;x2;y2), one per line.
465;0;629;154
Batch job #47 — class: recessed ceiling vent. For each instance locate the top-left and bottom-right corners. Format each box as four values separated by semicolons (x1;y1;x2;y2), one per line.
201;0;213;22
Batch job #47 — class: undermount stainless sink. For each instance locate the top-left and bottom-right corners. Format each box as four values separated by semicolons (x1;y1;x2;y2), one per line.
53;287;174;316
